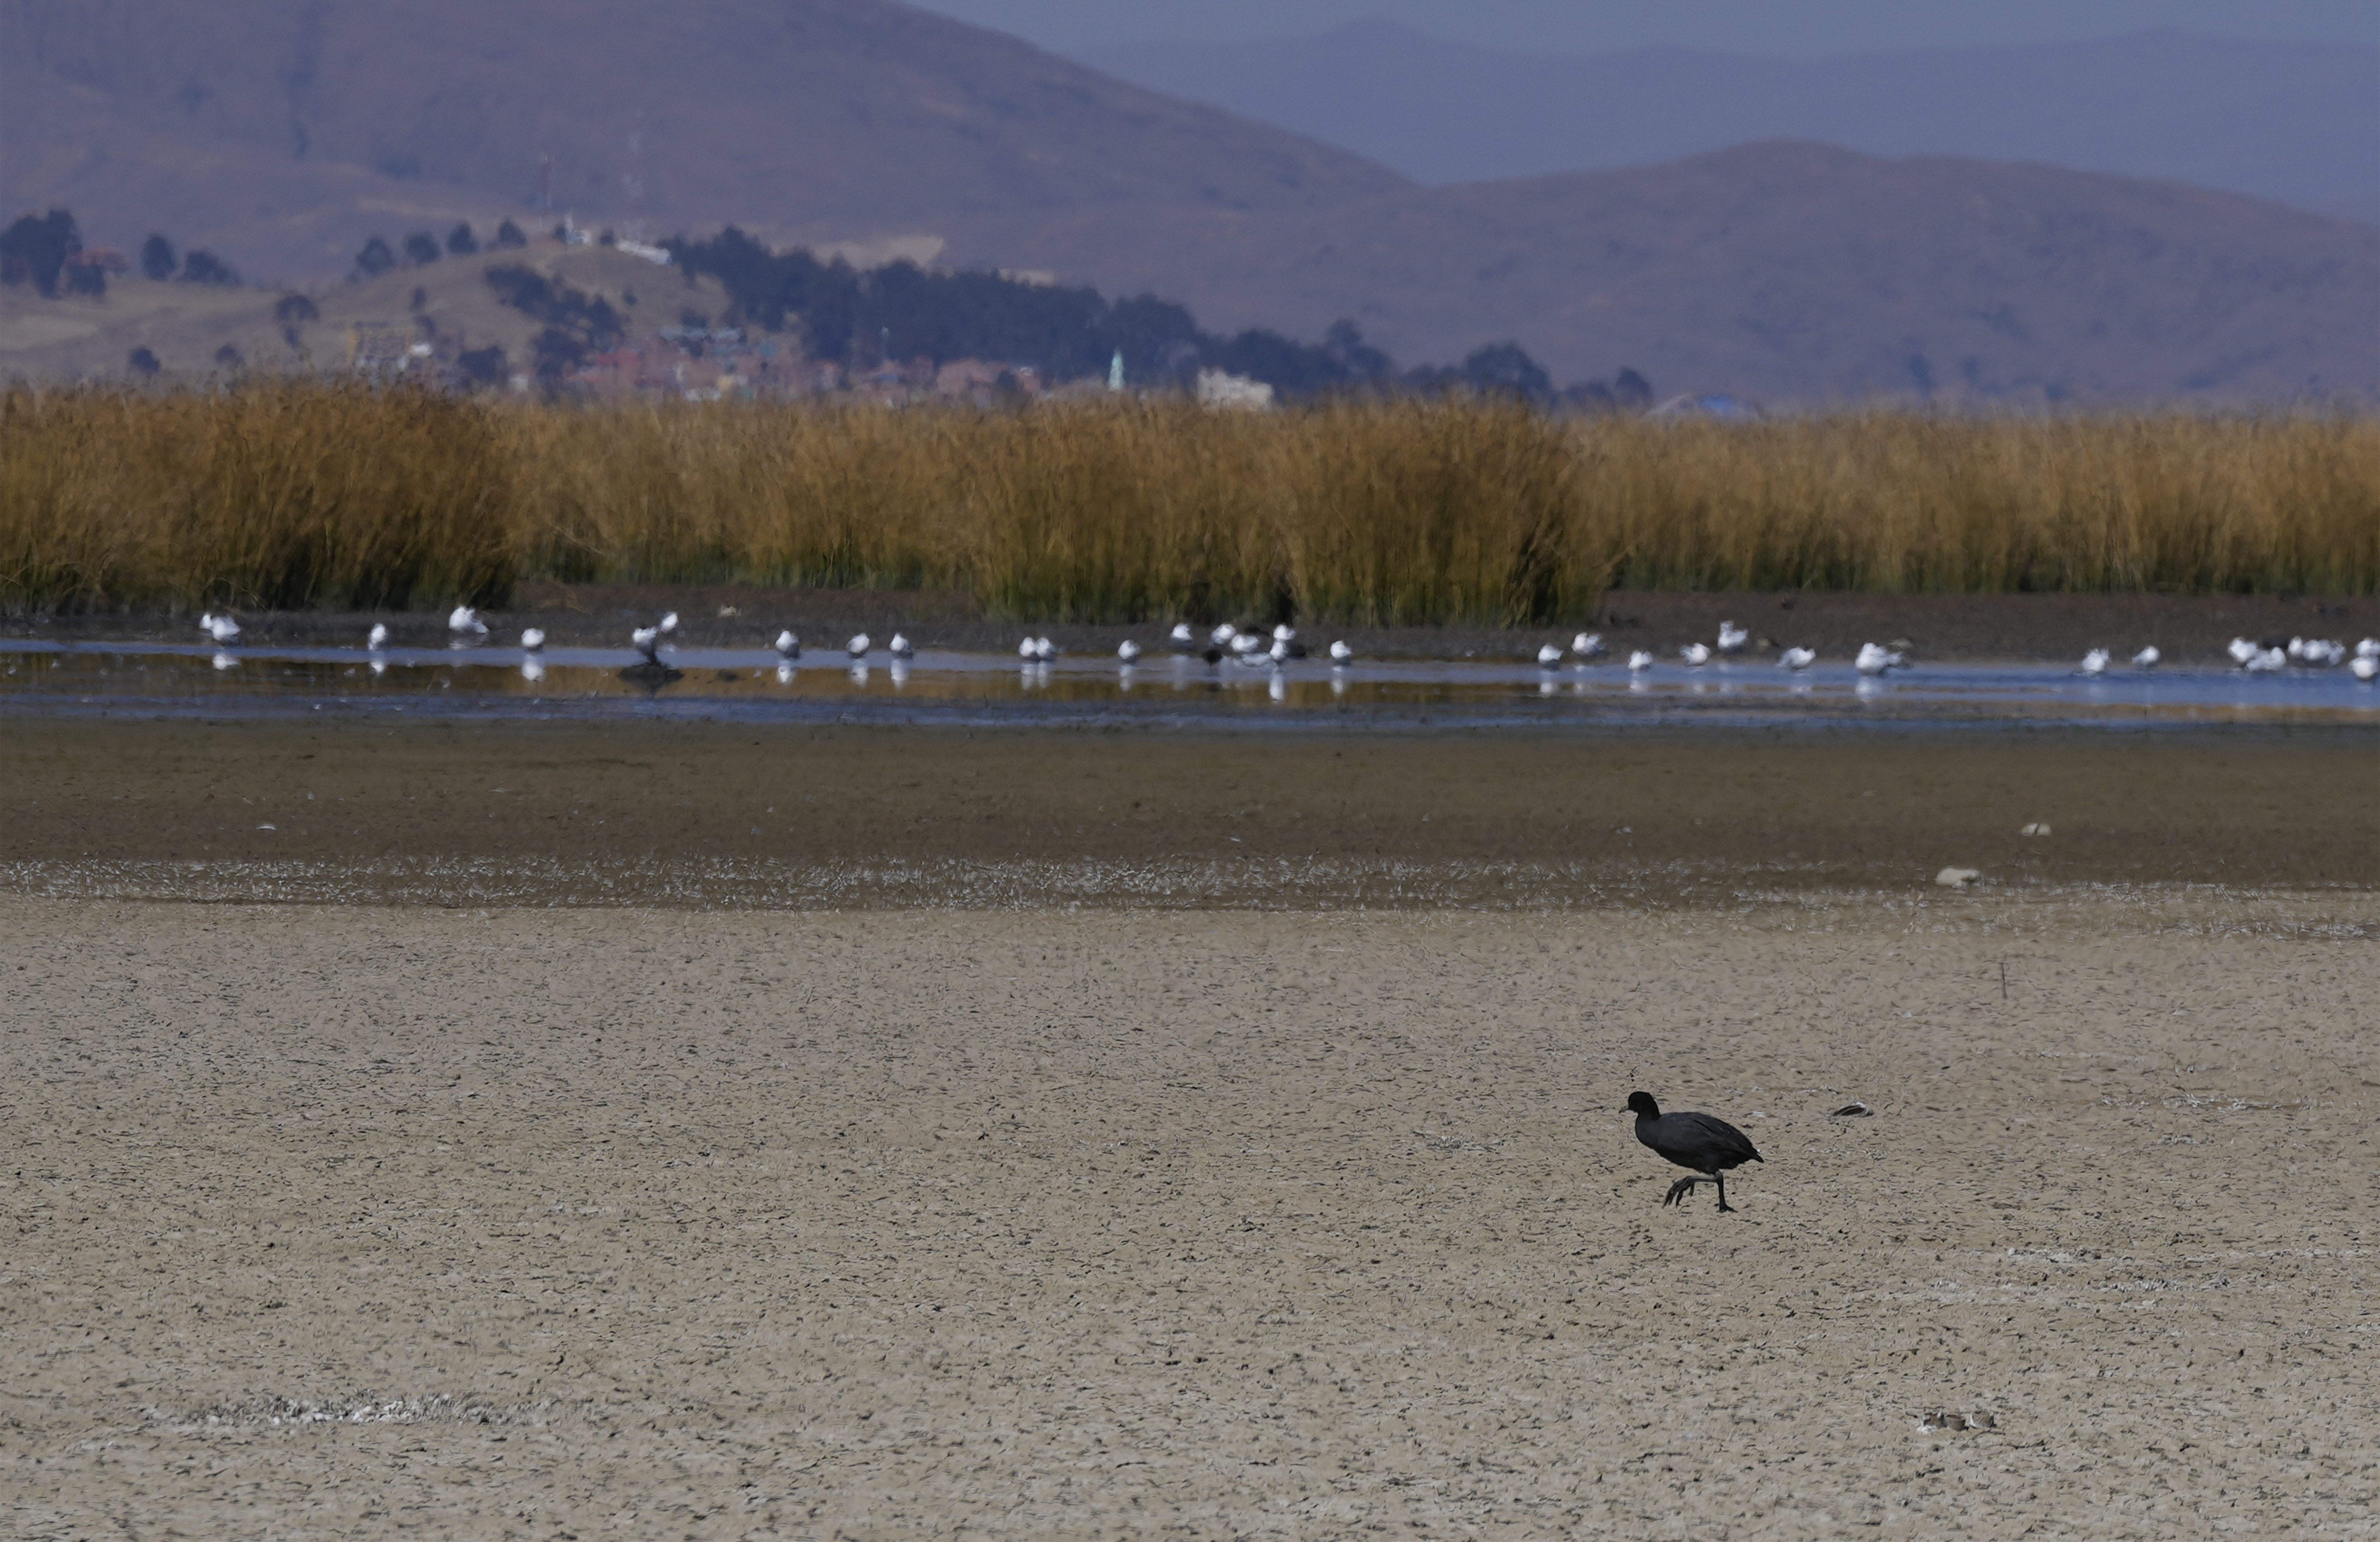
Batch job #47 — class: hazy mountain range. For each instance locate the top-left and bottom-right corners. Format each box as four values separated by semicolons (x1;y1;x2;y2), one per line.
1080;21;2380;226
977;141;2380;405
0;0;1400;281
4;0;2376;402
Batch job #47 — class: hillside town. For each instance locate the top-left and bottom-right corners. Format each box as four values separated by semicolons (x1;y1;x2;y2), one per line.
4;207;1646;410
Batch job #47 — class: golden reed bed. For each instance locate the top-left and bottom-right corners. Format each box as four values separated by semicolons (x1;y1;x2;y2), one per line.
4;383;2376;621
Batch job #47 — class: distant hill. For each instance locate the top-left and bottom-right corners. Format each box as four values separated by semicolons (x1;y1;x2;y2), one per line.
951;142;2380;405
4;3;2375;404
0;241;735;384
1079;23;2380;225
0;0;1407;285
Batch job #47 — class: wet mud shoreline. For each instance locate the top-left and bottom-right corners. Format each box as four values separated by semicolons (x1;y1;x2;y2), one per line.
6;718;2375;906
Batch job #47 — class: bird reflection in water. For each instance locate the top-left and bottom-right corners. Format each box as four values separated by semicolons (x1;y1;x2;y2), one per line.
620;619;684;691
619;662;683;693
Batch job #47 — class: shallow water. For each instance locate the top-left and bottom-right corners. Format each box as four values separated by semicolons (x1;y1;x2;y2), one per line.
5;637;2378;728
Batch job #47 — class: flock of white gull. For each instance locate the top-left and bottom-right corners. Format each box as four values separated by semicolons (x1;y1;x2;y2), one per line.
189;606;2380;684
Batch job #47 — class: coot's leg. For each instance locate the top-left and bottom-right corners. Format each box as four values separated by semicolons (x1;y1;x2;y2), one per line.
1714;1172;1735;1213
1663;1176;1698;1206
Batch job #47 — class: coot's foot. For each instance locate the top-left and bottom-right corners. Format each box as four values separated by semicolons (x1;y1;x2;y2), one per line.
1663;1177;1699;1206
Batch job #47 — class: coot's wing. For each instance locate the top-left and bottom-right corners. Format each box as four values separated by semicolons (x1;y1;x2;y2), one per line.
1672;1111;1762;1166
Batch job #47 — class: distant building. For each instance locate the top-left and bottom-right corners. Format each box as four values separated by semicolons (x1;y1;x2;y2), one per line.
932;359;1040;404
347;323;413;377
1196;369;1275;410
935;359;1006;397
545;324;1058;405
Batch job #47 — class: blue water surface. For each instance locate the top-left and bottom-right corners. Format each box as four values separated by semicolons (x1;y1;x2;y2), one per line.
7;636;2380;733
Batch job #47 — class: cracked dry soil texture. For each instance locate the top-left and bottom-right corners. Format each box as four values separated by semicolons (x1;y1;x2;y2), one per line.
3;897;2375;1538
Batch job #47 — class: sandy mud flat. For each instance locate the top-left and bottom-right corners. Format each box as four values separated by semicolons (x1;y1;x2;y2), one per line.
2;720;2376;1538
4;893;2377;1540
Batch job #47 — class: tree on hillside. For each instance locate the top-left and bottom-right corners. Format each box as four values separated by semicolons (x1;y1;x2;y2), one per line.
1458;342;1552;403
179;249;240;286
486;265;624;378
658;224;1603;405
457;344;508;386
673;228;1203;382
1205;328;1357;399
274;292;319;352
666;226;804;331
402;232;441;266
141;234;178;281
1612;368;1653;410
0;208;81;296
355;236;395;278
446;222;478;255
1556;379;1618;414
530;327;586;380
798;262;862;363
127;347;160;376
493;219;527;249
1322;320;1395;385
866;260;1117;380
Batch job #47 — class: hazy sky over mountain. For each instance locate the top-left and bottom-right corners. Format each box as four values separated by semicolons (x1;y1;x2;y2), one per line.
906;0;2376;54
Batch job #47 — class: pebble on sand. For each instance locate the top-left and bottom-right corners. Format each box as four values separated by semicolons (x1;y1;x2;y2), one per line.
1935;867;1981;889
2019;822;2052;836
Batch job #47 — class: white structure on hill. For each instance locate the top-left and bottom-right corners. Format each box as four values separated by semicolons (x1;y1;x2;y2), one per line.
1195;369;1275;410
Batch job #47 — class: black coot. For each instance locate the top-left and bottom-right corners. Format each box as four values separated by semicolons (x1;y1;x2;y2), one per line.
1626;1090;1763;1212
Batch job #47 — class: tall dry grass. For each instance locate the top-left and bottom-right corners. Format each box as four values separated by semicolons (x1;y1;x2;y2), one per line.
4;383;2376;620
1575;414;2380;595
1;382;515;612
